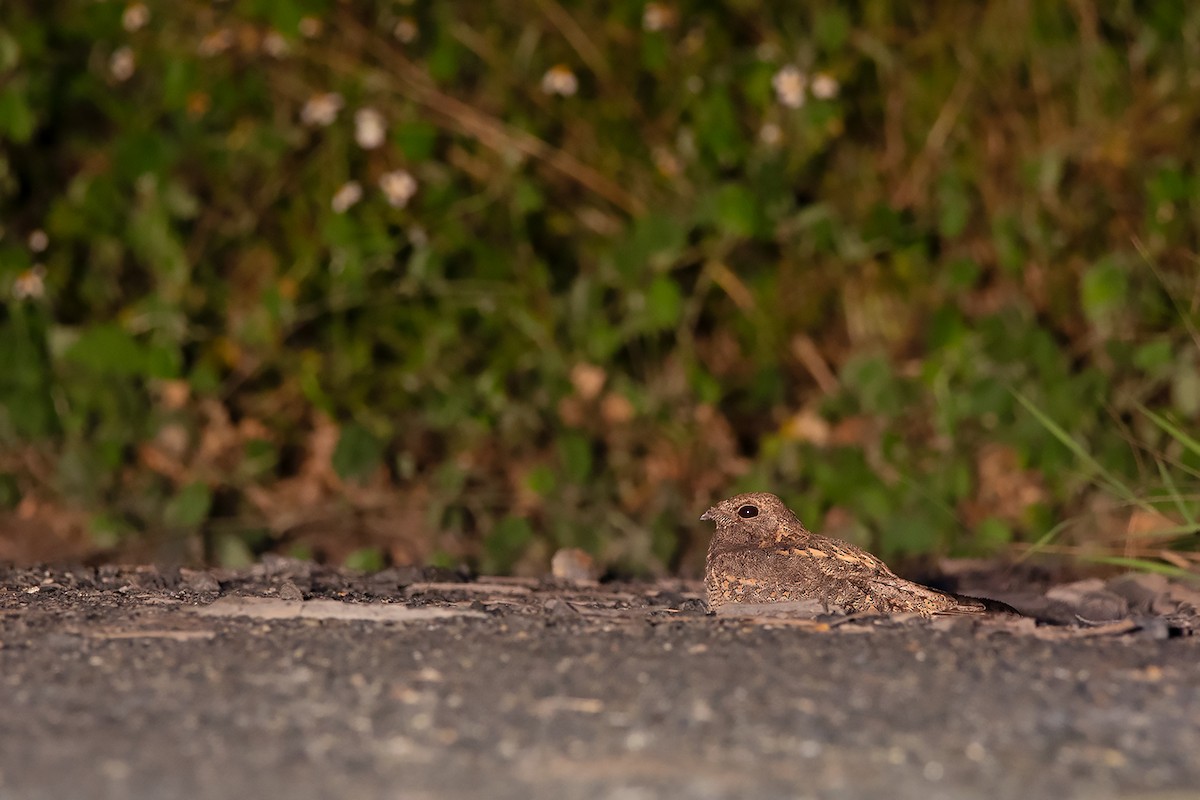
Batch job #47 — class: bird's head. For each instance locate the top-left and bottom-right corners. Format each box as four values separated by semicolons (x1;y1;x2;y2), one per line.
700;492;804;548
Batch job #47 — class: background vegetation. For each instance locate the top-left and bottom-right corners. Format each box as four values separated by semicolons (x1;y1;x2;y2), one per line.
1;1;1198;576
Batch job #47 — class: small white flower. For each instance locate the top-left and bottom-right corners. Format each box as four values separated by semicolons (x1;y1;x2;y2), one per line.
642;3;675;32
109;47;136;81
301;92;343;127
331;181;363;214
759;122;782;146
122;3;149;32
28;229;48;253
262;30;289;58
12;265;46;300
354;108;386;150
811;72;839;100
541;64;578;97
298;16;323;38
393;17;418;43
772;65;807;109
379;170;418;208
197;29;235;57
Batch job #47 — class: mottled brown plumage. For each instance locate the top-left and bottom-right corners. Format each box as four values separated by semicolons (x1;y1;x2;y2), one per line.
701;492;998;616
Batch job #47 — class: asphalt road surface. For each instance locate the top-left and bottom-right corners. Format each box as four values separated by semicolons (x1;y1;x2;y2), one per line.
1;562;1198;800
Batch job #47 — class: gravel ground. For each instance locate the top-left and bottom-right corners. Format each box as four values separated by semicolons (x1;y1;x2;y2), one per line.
1;562;1198;800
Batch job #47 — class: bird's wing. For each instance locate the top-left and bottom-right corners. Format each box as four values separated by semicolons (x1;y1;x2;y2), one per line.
766;534;896;583
766;535;984;615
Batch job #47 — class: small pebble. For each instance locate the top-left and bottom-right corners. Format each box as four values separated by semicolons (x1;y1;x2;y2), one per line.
551;548;599;582
180;570;221;594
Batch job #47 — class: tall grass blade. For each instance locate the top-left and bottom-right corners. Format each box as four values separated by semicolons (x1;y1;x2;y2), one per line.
1013;391;1152;512
1015;516;1078;563
1083;555;1199;581
1155;458;1197;527
1138;403;1200;460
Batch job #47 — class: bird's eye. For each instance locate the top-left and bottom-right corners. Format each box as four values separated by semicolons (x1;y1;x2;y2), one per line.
737;504;759;519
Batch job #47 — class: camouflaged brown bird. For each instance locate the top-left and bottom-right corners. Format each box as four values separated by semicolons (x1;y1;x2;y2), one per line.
701;492;1001;616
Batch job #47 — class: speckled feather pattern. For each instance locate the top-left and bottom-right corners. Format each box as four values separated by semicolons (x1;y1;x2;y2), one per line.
702;492;990;616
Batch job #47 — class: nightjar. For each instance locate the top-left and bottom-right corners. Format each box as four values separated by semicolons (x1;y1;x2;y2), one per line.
701;492;1007;616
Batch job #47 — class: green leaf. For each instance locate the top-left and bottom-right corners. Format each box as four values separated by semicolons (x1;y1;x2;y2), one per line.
973;517;1013;551
641;32;668;71
287;543;315;562
944;257;982;290
613;213;687;276
62;324;180;378
0;85;35;143
331;423;384;481
240;438;279;481
393;121;439;162
1080;257;1128;321
880;511;940;556
1133;339;1173;372
514;180;544;215
215;534;255;568
427;24;463;82
525;465;557;495
298;350;333;413
711;184;762;238
88;512;134;549
483;515;534;573
162;59;197;111
814;8;851;50
427;550;457;570
937;176;970;238
0;309;57;436
693;90;741;165
164;481;212;529
344;547;386;572
114;130;173;180
637;213;687;264
926;306;966;350
991;215;1025;275
645;275;683;330
244;0;309;32
1146;164;1188;205
651;516;679;566
557;432;593;482
841;354;902;416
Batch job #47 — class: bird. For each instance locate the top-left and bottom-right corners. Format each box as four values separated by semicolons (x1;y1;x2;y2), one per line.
700;492;1008;616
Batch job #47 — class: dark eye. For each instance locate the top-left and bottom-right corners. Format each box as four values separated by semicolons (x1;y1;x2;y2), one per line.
737;504;759;519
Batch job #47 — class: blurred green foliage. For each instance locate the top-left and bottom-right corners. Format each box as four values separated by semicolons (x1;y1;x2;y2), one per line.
1;1;1198;573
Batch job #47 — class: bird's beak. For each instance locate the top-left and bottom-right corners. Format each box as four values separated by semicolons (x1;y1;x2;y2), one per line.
699;507;715;522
